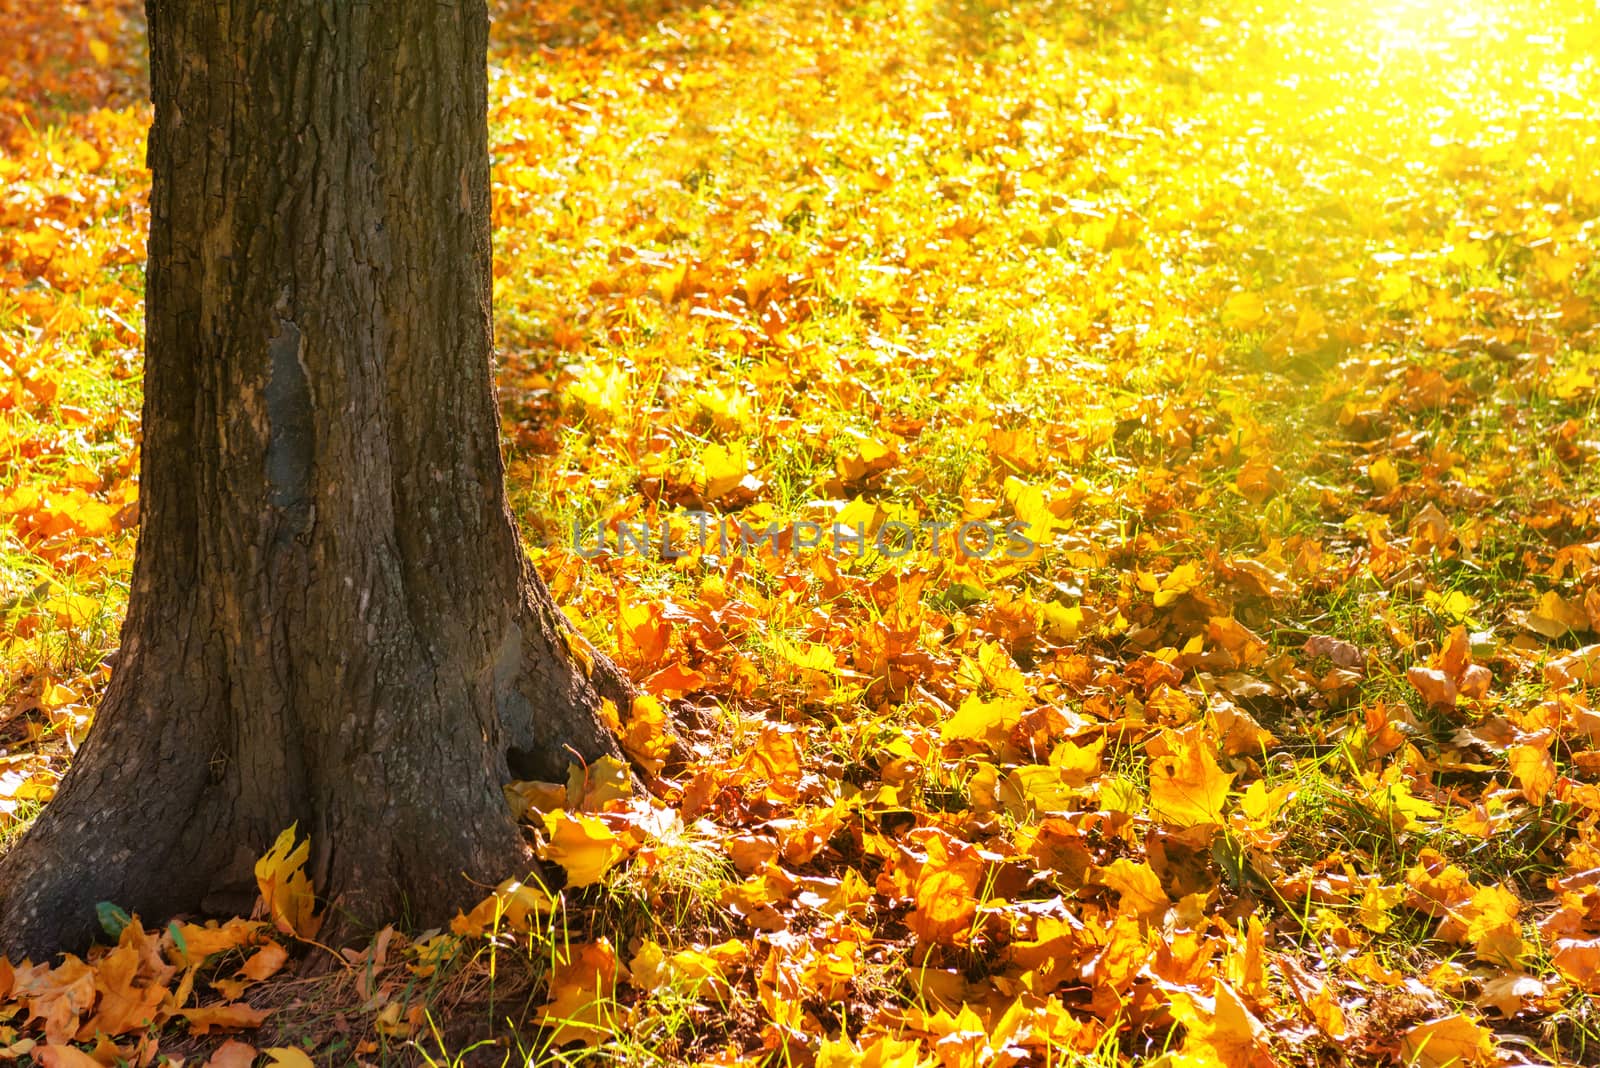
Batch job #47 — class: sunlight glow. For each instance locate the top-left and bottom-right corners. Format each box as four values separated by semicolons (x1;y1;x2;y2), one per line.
1370;0;1499;56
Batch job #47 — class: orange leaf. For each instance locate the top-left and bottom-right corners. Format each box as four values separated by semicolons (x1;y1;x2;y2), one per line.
17;955;96;1046
167;918;268;967
79;940;170;1037
34;1046;103;1068
180;1003;271;1034
204;1040;259;1068
641;663;708;699
239;941;289;982
1408;666;1457;708
906;836;980;945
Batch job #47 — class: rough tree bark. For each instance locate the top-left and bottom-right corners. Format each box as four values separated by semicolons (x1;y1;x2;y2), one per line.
0;0;626;957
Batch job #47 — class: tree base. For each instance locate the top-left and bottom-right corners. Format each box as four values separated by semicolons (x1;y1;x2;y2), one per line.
0;575;624;961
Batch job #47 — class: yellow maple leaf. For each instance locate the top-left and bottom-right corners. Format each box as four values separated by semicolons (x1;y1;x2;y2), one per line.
541;810;627;887
1463;884;1527;966
1171;980;1275;1068
451;877;553;937
253;824;322;939
1151;562;1202;608
1368;456;1400;493
1221;291;1266;329
1508;740;1556;806
1148;727;1233;827
534;940;619;1048
566;755;632;812
1355;880;1405;933
1527;590;1590;638
941;694;1025;746
816;1034;924;1068
628;939;737;1000
621;692;671;776
1424;589;1479;626
261;1049;316;1068
1098;858;1169;922
701;441;749;499
1400;1014;1497;1068
998;765;1076;819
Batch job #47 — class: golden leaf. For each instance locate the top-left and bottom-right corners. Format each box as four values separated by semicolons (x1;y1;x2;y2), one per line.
1221;291;1266;329
541;810;627;887
1507;741;1556;806
451;877;553;937
534;939;619;1048
1098;858;1169;922
1400;1015;1497;1068
253;824;322;940
1368;456;1400;493
166;918;268;967
621;692;672;775
1528;590;1590;638
940;694;1025;746
906;836;981;945
701;442;750;499
1171;980;1275;1068
1148;727;1233;827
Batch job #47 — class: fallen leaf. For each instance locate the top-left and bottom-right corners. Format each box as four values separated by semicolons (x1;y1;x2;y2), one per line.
239;942;289;982
204;1040;259;1068
1400;1014;1496;1068
1476;974;1546;1017
253;825;322;939
33;1046;102;1068
534;940;619;1048
1148;727;1233;827
1508;740;1556;805
1547;645;1600;688
541;810;628;886
904;835;983;946
179;1003;271;1034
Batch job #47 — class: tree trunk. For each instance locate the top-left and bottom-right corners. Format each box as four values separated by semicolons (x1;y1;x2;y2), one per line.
0;0;625;959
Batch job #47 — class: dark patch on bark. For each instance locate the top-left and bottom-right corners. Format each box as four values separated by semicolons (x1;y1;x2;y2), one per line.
264;315;313;516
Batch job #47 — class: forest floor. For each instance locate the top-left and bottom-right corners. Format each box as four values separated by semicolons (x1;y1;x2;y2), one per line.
4;0;1600;1065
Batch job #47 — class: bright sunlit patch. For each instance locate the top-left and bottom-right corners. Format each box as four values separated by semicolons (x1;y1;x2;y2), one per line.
1243;0;1591;147
1368;0;1501;56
